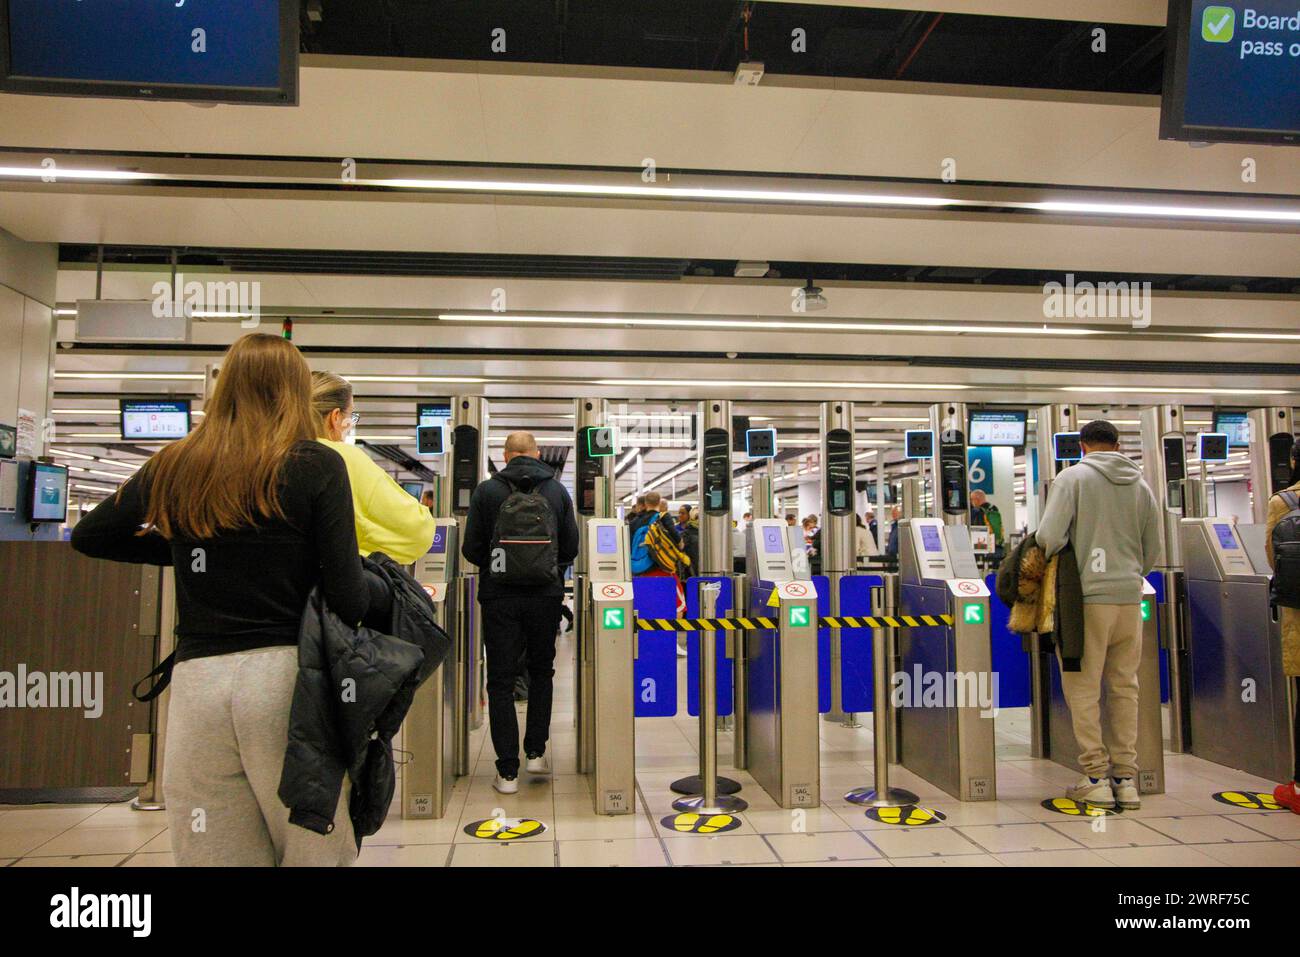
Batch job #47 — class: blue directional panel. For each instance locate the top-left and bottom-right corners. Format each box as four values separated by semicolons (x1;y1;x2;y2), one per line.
685;576;734;717
985;574;1031;709
838;574;883;713
633;576;678;717
814;575;831;713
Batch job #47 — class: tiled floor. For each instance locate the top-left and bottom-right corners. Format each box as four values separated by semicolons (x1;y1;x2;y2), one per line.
3;629;1298;867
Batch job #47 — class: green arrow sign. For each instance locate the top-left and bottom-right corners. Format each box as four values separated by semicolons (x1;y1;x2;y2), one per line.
603;607;625;630
787;605;810;628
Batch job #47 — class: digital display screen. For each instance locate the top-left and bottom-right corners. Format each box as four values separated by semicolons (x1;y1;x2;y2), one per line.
825;427;853;516
968;409;1027;447
1;0;297;105
29;462;67;522
1213;411;1251;448
401;482;423;499
745;428;777;459
1213;523;1238;550
120;400;190;440
1054;432;1083;462
417;401;452;428
1198;432;1230;463
429;526;448;554
762;525;785;555
596;524;617;554
1160;0;1300;145
920;525;943;554
905;430;934;459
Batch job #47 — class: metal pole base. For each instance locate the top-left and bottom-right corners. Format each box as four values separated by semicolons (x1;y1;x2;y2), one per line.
131;798;166;812
844;786;918;808
672;793;749;815
670;774;741;795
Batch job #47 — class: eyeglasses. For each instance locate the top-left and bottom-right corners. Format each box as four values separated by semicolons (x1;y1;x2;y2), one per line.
348;412;360;426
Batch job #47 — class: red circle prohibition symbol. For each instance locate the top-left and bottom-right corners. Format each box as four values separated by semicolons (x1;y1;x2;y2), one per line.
601;584;625;599
957;581;979;594
785;583;808;597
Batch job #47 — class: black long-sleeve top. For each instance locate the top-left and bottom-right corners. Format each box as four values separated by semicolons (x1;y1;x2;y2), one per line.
71;441;388;662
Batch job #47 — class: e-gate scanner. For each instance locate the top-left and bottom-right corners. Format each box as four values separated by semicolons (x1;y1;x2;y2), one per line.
897;518;997;802
583;518;636;815
743;518;821;808
404;519;460;819
416;424;444;456
450;423;480;514
1197;432;1230;464
1053;431;1082;463
905;429;934;459
1180;516;1296;781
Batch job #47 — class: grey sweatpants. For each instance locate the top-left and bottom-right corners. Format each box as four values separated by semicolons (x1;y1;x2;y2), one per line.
162;646;357;866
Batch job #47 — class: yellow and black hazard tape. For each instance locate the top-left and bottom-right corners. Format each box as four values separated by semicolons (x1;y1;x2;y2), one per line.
635;616;776;631
819;614;953;629
634;613;955;632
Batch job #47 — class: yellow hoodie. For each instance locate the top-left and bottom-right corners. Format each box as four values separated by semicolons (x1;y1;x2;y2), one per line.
318;438;436;565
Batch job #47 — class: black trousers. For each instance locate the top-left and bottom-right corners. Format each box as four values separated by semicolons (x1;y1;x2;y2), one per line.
481;594;563;777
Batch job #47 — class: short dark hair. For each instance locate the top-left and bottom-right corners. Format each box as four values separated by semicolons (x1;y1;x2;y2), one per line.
1080;419;1120;446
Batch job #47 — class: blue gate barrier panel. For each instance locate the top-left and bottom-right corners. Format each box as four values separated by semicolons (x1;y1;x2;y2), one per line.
985;574;1032;709
1147;571;1170;704
814;575;832;713
837;574;884;713
685;576;734;717
632;576;679;717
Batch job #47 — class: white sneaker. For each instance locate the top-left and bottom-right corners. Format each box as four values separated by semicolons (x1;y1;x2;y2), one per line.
525;753;552;775
493;773;518;795
1112;777;1141;810
1066;775;1115;808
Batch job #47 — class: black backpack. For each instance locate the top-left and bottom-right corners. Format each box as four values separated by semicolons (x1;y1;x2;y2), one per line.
1271;491;1300;608
488;473;559;586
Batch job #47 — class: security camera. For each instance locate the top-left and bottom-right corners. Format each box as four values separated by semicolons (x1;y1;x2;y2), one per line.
798;279;828;312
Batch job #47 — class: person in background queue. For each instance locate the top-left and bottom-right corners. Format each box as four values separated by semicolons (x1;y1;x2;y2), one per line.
311;371;435;565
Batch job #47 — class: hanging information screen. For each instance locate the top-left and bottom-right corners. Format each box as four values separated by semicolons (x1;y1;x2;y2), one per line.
1;0;299;105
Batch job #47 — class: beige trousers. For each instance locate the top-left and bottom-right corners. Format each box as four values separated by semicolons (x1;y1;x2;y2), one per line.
162;646;357;867
1058;603;1142;780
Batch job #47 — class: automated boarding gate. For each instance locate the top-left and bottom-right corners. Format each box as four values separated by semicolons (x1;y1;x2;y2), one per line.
1181;517;1296;781
743;519;821;808
404;520;460;819
898;518;997;802
1045;578;1166;794
583;518;637;814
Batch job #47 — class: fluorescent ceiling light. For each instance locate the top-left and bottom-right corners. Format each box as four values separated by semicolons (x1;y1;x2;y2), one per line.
380;177;951;208
0;166;153;181
73;483;117;493
344;374;486;384
439;313;1099;337
1200;332;1300;341
50;448;98;461
54;371;204;381
597;378;970;391
1062;387;1290;396
1029;200;1300;223
866;416;930;423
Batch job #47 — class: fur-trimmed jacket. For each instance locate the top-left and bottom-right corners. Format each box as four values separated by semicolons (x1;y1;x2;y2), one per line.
996;533;1086;671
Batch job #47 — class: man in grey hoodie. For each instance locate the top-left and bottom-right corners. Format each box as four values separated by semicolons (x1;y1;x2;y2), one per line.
1035;419;1162;810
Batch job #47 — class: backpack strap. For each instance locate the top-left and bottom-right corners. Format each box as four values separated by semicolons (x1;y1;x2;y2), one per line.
1282;491;1300;512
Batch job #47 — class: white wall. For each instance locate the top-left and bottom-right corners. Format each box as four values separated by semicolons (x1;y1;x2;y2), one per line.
1211;479;1251;524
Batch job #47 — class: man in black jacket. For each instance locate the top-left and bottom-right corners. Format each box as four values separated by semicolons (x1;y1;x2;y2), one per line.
462;431;579;793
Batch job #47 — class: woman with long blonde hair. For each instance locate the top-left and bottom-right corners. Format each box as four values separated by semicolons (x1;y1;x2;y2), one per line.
73;333;388;866
310;370;434;564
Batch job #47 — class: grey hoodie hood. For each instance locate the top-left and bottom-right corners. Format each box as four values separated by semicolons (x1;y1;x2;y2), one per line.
1079;450;1143;486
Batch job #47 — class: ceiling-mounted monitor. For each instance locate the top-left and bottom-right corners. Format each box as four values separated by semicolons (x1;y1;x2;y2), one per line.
1159;0;1300;145
968;409;1027;448
121;399;191;441
0;0;299;106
